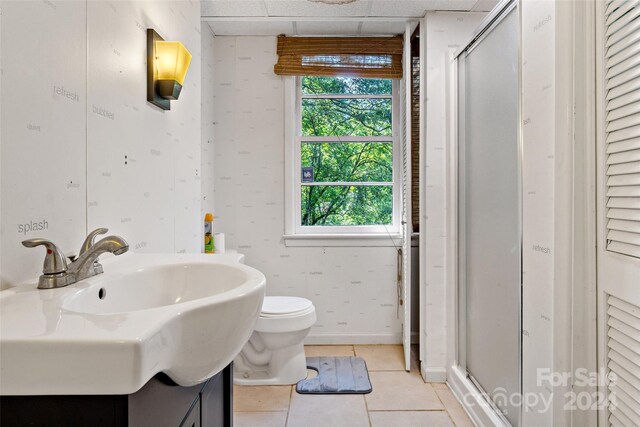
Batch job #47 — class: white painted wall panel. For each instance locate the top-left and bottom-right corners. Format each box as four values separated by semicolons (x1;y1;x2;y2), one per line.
521;1;555;424
423;11;485;377
202;27;216;231
0;1;87;287
1;1;203;289
212;36;401;343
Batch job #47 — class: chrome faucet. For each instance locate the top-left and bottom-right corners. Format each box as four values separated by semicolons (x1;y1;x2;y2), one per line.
22;228;129;289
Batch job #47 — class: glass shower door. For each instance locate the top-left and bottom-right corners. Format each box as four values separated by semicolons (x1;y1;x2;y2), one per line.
457;4;521;426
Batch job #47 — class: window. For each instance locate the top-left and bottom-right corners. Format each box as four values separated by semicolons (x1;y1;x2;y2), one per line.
287;76;400;237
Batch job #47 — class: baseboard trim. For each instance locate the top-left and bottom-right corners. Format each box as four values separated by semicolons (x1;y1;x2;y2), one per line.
448;365;506;427
423;366;447;383
304;333;402;345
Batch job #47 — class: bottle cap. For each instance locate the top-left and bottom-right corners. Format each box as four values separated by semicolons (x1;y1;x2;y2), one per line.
204;213;213;221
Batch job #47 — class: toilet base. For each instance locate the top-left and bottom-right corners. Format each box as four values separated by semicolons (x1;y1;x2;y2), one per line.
233;342;308;386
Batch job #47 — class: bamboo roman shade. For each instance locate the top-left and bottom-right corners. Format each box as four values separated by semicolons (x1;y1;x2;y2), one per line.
603;0;640;259
274;35;403;79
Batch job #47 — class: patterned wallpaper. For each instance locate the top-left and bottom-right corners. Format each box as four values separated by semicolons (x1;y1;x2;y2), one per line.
521;0;555;424
211;36;402;343
424;11;485;378
0;1;203;289
201;27;216;229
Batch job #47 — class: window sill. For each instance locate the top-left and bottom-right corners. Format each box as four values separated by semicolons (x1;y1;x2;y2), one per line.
283;234;402;247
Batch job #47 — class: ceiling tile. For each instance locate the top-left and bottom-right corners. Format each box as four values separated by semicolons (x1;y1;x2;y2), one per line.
369;0;477;16
359;21;407;35
208;21;295;36
264;0;373;17
296;21;362;35
201;1;267;17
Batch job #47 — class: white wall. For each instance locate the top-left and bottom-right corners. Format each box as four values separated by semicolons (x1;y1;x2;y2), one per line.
0;1;202;289
201;26;216;223
423;11;485;381
211;36;401;344
521;1;555;424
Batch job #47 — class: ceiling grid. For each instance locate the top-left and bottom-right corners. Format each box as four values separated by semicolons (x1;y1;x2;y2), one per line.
202;0;497;36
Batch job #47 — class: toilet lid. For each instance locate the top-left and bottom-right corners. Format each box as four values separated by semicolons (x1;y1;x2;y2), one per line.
261;296;314;317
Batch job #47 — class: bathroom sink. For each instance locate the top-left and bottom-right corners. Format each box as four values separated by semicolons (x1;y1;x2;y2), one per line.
0;253;266;395
63;262;252;314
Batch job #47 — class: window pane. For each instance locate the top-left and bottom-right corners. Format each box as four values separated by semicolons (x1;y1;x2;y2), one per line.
301;185;393;226
302;76;392;95
302;98;392;137
301;142;392;182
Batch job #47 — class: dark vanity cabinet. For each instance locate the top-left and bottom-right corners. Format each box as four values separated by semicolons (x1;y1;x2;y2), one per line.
0;364;233;427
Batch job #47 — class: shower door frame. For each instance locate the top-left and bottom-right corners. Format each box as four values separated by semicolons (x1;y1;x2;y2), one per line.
446;0;523;425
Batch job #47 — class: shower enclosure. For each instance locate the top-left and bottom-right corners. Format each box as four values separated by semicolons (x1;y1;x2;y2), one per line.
455;0;521;425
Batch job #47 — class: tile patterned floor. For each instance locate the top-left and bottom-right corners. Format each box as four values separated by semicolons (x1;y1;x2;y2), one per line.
234;345;474;427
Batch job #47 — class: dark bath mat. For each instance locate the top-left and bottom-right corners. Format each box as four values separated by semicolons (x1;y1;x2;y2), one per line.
296;356;372;394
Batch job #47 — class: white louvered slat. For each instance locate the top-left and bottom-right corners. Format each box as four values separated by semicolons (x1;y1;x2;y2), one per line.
605;1;640;259
607;137;640;153
607;0;640;27
609;241;640;258
607;148;640;164
606;197;640;209
609;316;640;342
609;360;640;394
607;173;640;186
607;296;640;427
607;124;640;144
615;375;640;403
608;219;640;234
610;399;640;427
607;186;640;197
606;0;627;17
607;100;640;122
606;6;640;40
607;230;640;246
608;161;640;175
609;384;640;420
607;66;640;93
605;88;640;111
608;22;640;58
605;76;640;101
607;12;640;48
610;295;640;317
606;42;640;73
608;207;640;221
607;113;640;133
607;413;626;427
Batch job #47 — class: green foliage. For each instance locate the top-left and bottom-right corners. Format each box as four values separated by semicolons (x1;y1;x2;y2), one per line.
302;99;392;137
300;77;394;227
301;186;393;226
301;142;392;182
302;76;392;95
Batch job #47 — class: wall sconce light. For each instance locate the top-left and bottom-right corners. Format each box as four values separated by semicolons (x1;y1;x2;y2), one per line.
147;29;192;110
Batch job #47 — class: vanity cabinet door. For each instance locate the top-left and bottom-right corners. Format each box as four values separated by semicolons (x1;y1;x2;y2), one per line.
179;398;201;427
200;362;233;427
127;375;202;427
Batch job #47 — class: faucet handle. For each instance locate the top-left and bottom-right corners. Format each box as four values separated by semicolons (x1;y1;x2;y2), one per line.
22;238;68;275
79;228;108;256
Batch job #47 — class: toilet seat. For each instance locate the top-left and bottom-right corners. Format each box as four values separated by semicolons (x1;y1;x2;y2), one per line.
260;296;314;319
254;296;316;333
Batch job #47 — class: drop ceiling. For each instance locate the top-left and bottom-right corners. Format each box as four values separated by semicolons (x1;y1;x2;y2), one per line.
203;0;497;36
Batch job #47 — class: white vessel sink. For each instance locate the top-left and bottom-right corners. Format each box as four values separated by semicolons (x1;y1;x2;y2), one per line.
0;253;266;395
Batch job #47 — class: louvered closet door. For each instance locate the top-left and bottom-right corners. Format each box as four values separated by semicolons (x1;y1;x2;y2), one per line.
597;2;640;427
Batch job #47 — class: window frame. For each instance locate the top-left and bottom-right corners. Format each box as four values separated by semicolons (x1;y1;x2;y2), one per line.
285;76;401;238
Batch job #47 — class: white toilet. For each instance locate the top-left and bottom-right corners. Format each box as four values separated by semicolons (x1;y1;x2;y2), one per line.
234;296;316;385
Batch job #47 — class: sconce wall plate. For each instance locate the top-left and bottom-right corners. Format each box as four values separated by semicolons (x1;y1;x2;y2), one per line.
147;29;170;110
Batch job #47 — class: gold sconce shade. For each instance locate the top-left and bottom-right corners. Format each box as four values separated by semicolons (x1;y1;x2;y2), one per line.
155;41;192;85
147;29;192;110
